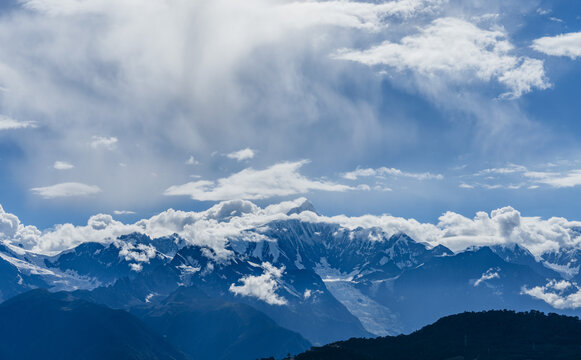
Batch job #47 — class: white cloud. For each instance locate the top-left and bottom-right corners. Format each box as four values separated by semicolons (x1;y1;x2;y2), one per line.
185;156;198;165
117;241;158;269
165;160;353;201
113;210;135;215
434;206;581;255
522;280;581;309
23;0;444;27
2;193;581;266
343;166;443;181
0;204;42;249
226;148;256;161
53;161;74;170
473;267;500;287
465;165;581;190
526;170;581;188
474;164;527;176
0;115;36;130
30;182;102;199
90;136;118;150
229;262;288;305
334;17;550;98
532;32;581;59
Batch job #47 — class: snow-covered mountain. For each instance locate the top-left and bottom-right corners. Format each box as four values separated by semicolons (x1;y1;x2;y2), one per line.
0;198;579;346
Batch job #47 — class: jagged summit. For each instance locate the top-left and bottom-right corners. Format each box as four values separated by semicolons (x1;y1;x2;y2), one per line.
287;198;318;216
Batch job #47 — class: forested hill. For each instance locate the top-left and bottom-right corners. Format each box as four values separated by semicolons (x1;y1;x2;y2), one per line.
287;310;581;360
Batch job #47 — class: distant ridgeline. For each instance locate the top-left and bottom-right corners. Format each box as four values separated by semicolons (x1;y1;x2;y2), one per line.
279;310;581;360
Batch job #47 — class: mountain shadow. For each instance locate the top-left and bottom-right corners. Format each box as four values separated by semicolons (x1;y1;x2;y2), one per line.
0;289;186;360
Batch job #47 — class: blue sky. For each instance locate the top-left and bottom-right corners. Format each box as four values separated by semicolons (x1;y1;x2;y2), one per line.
1;0;581;229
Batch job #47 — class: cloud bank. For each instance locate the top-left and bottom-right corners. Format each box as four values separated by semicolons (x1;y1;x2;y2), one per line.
1;197;581;260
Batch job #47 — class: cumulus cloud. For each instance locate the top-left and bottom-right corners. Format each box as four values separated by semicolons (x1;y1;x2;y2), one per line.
229;262;288;305
0;204;42;249
164;160;354;201
343;166;443;181
522;280;581;309
53;161;74;170
334;17;550;98
0;115;36;130
532;32;581;59
90;136;118;150
30;182;102;199
226;148;255;161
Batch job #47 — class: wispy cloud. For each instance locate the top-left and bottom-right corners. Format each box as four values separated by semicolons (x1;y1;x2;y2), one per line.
525;170;581;188
226;148;255;162
464;164;581;190
30;182;102;199
53;161;74;170
473;164;527;176
113;210;136;215
0;115;36;130
90;136;118;150
473;267;500;287
165;160;353;201
343;166;443;181
185;156;199;165
334;17;550;98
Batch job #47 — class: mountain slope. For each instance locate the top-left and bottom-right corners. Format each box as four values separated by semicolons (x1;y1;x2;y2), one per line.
0;289;186;360
136;286;311;360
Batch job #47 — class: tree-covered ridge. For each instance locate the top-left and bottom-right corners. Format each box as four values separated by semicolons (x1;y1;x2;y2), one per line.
289;310;581;360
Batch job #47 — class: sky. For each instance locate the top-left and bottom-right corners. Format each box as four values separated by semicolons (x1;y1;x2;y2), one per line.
1;0;581;230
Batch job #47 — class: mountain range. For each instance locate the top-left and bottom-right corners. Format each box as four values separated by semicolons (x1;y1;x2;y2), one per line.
1;199;580;358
